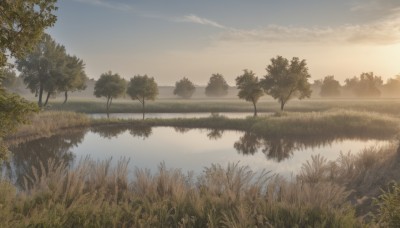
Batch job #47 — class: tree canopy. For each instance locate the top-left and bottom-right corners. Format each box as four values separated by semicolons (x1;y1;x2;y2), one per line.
236;69;264;116
17;34;87;106
0;0;57;160
344;72;382;97
320;75;341;97
0;0;57;67
261;56;312;111
174;77;196;99
205;73;229;97
126;75;158;120
94;71;126;118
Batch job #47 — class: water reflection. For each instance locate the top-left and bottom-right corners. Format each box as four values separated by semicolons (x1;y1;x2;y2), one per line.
3;129;87;188
91;125;152;139
3;125;391;185
233;131;382;162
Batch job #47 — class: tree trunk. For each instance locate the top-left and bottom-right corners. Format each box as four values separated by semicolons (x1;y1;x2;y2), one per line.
106;97;110;119
142;98;145;120
280;101;285;111
63;91;68;104
38;84;44;107
44;91;51;106
252;99;257;117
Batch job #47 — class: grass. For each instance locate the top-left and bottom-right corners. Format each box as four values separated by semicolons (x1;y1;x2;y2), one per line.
0;159;363;227
46;98;400;116
5;111;90;145
95;110;400;139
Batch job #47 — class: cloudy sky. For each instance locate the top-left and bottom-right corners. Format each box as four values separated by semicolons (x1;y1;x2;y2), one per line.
48;0;400;85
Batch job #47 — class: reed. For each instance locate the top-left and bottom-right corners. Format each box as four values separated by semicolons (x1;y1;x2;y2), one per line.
0;159;363;227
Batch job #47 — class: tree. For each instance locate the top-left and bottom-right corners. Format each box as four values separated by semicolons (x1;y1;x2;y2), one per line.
58;55;87;104
126;75;158;120
94;71;126;118
0;68;22;91
0;0;57;160
235;69;264;116
205;73;229;97
261;56;312;111
320;75;341;97
344;72;382;97
173;77;196;99
0;0;57;67
17;34;67;107
384;75;400;96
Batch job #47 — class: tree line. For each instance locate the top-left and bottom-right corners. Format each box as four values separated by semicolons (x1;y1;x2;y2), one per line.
2;26;400;121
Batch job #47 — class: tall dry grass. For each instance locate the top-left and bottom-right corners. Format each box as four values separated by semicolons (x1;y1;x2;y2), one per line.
0;159;362;227
5;111;90;143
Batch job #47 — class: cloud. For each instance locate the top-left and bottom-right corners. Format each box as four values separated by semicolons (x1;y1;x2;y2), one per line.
72;0;134;12
218;12;400;45
176;14;228;29
351;0;400;14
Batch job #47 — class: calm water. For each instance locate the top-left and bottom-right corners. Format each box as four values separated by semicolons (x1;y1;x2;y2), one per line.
88;112;271;119
3;126;391;187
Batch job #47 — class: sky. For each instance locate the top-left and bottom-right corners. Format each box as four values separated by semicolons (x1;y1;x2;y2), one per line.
48;0;400;85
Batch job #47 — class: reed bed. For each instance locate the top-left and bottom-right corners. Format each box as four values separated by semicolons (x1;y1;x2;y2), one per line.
0;159;362;227
6;111;90;142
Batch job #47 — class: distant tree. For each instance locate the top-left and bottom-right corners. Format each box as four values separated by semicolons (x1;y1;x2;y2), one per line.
320;75;341;97
0;0;57;67
17;34;67;107
94;71;126;118
261;56;312;111
58;55;87;104
236;69;264;116
384;75;400;96
205;73;229;97
126;75;158;120
345;72;382;97
173;77;196;99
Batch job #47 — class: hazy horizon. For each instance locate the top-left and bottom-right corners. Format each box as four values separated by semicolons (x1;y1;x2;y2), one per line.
48;0;400;86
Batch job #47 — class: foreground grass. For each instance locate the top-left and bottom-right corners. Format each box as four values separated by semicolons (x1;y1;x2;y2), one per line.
2;144;400;227
0;159;362;227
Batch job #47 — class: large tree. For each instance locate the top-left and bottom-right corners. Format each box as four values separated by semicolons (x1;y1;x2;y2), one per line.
94;71;126;118
261;56;312;111
17;34;67;107
0;0;57;67
174;77;196;99
236;69;264;117
320;75;341;97
126;75;158;120
0;0;57;160
205;73;229;97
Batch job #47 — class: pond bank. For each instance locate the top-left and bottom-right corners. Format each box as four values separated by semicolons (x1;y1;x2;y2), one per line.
6;110;400;144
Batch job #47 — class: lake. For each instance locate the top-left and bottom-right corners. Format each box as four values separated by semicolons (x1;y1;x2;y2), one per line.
88;112;271;119
3;125;391;188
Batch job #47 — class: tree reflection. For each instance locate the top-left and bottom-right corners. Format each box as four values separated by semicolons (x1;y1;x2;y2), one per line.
234;131;339;162
207;129;224;140
262;138;297;162
129;126;152;139
92;124;152;140
173;127;191;134
234;132;261;155
4;129;87;189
